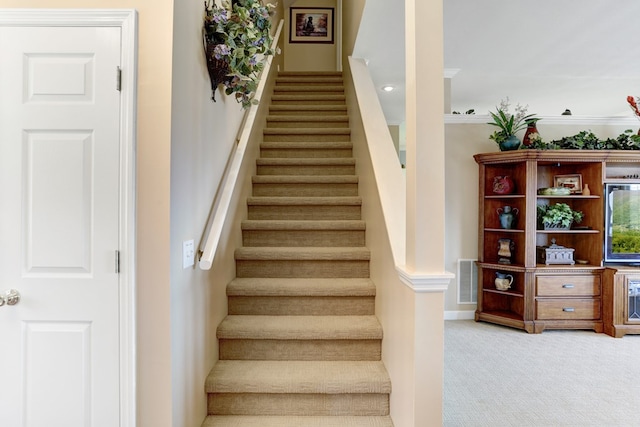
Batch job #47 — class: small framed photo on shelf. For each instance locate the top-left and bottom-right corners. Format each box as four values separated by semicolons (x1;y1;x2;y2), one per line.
289;8;334;44
554;174;583;194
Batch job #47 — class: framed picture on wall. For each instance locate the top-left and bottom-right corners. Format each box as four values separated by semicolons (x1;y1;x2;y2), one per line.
289;8;334;44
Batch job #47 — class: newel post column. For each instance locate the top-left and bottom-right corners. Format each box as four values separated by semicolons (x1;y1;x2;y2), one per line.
400;0;453;425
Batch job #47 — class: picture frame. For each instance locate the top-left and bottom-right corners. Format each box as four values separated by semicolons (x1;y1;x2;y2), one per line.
289;8;334;44
554;174;583;194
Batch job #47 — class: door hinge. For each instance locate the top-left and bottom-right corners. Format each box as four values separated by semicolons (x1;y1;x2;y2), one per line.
116;66;122;91
115;250;120;274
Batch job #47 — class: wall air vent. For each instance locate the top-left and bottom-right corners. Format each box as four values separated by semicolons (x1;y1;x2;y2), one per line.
457;259;477;304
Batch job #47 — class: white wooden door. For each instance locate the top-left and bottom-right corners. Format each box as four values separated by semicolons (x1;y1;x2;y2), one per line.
0;26;122;427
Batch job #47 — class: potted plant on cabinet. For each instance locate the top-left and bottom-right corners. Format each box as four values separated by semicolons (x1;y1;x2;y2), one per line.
488;98;537;151
537;203;584;230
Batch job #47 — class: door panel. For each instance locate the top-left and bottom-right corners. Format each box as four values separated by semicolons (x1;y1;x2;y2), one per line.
0;26;121;427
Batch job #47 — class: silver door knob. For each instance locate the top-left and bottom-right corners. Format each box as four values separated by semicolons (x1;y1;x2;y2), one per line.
4;289;20;306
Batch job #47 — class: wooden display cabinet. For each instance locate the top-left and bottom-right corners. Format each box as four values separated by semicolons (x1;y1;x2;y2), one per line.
474;150;611;333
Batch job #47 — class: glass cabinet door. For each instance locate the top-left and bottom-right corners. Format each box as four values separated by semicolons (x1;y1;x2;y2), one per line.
628;280;640;322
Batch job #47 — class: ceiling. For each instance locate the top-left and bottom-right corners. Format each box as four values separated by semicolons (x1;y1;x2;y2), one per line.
353;0;640;124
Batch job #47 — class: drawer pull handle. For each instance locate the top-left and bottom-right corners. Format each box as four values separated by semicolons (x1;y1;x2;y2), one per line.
562;284;575;289
563;307;575;312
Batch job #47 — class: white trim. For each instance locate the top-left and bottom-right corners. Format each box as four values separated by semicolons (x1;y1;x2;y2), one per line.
444;310;476;320
0;10;139;427
444;68;460;79
396;266;454;293
445;114;639;126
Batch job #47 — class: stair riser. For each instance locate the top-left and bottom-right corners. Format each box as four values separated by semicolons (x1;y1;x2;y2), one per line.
247;205;362;221
219;339;381;361
275;80;344;86
273;92;345;98
208;393;389;416
256;165;355;175
260;148;352;158
268;109;347;116
270;98;346;106
252;183;359;197
263;133;351;142
228;296;375;316
274;88;345;94
242;230;364;247
236;260;369;278
266;121;349;128
278;72;343;77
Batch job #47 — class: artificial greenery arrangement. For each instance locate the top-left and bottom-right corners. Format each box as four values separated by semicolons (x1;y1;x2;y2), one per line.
488;98;537;150
537;203;583;230
204;0;275;108
525;129;640;150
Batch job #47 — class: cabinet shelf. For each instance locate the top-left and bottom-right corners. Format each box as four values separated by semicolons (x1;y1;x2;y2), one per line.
479;309;523;321
485;194;526;199
482;288;524;298
536;195;600;200
484;228;524;233
536;229;600;234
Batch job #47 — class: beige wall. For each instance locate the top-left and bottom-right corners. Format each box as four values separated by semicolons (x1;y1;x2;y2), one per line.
169;2;285;425
284;0;337;71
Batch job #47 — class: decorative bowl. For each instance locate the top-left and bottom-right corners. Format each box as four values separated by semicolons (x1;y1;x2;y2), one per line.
537;187;571;196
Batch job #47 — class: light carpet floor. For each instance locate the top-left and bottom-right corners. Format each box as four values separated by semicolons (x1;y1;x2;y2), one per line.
444;320;640;427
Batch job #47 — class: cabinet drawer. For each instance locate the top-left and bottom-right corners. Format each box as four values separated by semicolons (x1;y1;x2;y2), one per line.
536;299;601;320
536;275;600;297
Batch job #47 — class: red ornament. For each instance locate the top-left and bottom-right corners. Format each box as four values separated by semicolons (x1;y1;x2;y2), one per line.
493;176;515;195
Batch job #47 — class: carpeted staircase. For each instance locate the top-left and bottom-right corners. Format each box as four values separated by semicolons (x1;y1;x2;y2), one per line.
202;72;394;427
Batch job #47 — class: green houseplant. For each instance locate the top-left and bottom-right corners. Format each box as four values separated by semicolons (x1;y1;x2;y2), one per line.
204;0;275;108
488;98;537;151
537;203;583;230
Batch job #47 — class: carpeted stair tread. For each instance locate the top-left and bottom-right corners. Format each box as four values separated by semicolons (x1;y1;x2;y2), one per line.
277;71;343;76
235;247;370;261
202;415;394;427
205;360;391;394
276;75;345;83
263;128;351;136
260;141;353;149
271;94;346;101
274;85;345;92
276;76;344;82
247;196;361;206
241;220;364;231
227;278;375;297
252;175;358;184
266;115;349;123
217;315;382;340
269;104;347;113
256;158;355;167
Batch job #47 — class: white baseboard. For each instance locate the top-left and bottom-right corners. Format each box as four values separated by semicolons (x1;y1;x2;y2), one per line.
444;310;475;320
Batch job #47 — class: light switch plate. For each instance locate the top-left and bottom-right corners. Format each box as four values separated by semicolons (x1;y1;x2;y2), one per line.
183;240;195;269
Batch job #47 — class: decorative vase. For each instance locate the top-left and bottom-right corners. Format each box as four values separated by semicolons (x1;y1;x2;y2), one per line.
497;238;515;264
204;41;230;102
522;119;540;146
498;135;521;151
494;272;514;291
582;184;590;196
497;206;519;229
492;175;515;195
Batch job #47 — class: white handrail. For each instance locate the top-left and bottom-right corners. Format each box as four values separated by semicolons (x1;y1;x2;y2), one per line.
198;19;284;270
